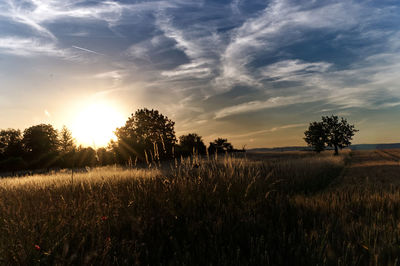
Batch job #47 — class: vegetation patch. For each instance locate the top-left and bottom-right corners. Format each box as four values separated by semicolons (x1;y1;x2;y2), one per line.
0;152;350;265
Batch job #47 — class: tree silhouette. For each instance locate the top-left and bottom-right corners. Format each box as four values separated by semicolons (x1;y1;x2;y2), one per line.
304;122;326;153
322;115;358;155
96;147;114;166
22;124;59;166
179;133;206;155
208;138;233;154
59;125;75;153
0;124;116;171
58;126;76;168
115;108;176;162
304;115;358;155
0;129;23;159
75;146;97;167
0;129;25;172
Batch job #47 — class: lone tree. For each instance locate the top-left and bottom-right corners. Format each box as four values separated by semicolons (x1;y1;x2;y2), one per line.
304;115;358;155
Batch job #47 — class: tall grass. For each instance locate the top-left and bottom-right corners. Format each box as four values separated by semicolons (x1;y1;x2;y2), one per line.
2;150;395;265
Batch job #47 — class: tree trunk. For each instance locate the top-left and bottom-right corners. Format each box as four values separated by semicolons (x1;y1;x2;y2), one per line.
334;144;339;156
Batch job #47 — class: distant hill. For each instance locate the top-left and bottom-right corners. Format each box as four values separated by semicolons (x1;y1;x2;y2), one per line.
248;143;400;152
350;143;400;150
248;146;311;152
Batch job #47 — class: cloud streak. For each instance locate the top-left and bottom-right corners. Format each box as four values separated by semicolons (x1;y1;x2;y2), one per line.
72;46;104;56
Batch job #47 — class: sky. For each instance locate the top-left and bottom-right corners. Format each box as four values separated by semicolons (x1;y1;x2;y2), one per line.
1;0;400;148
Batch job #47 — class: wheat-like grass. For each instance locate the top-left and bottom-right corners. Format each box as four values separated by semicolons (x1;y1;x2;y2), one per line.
4;150;400;265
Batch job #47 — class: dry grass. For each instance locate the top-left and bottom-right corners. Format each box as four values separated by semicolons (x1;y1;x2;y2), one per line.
0;167;160;189
2;149;399;265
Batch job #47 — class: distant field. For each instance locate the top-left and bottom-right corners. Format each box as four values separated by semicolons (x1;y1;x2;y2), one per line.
0;150;400;264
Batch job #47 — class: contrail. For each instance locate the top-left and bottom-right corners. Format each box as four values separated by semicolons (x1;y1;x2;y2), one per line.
72;45;104;55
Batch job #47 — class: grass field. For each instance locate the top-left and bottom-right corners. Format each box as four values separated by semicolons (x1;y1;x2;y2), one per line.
0;150;400;265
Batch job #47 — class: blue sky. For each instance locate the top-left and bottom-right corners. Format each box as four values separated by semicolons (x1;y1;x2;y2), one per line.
1;0;400;147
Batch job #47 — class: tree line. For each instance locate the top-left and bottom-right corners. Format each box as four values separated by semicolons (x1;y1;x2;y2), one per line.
0;108;239;174
1;110;357;173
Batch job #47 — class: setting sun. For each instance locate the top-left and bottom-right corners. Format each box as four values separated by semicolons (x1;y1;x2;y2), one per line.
71;102;126;147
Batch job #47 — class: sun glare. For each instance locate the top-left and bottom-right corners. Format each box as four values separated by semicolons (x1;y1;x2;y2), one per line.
71;102;126;147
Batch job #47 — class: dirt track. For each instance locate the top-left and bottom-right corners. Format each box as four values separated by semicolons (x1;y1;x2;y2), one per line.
341;149;400;188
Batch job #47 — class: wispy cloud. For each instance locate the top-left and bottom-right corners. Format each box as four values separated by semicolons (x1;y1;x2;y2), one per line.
259;60;332;81
2;0;57;40
94;70;122;80
0;0;189;59
93;70;125;88
0;0;124;34
216;0;365;89
155;11;219;80
0;37;68;57
214;95;318;119
230;123;307;139
161;62;211;79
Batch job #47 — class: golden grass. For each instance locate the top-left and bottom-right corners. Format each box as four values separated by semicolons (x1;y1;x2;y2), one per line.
0;166;160;190
4;150;400;265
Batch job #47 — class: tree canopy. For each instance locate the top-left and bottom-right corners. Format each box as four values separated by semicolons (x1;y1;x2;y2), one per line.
0;129;23;159
304;122;326;153
115;108;176;162
179;133;206;155
304;115;358;155
23;124;59;159
59;125;75;153
208;138;233;154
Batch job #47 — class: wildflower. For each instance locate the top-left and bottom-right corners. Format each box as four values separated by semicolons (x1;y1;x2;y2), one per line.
34;244;41;251
105;236;112;249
